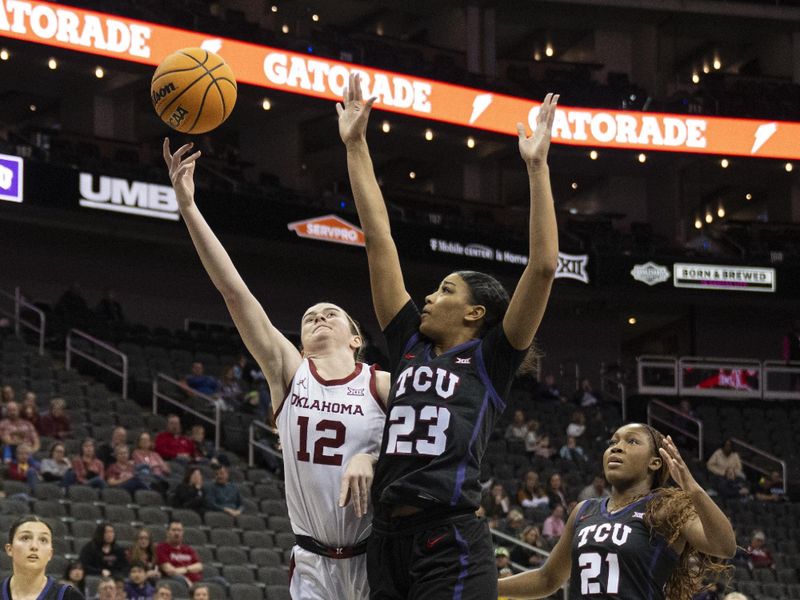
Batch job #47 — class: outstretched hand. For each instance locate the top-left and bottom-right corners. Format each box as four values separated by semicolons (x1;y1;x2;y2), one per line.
516;93;559;168
163;137;201;208
336;73;376;146
659;435;700;493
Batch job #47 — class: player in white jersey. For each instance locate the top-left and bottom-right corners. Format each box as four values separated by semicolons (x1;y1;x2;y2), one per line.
163;140;390;600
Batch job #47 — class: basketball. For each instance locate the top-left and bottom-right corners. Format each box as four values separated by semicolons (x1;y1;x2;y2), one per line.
151;47;237;134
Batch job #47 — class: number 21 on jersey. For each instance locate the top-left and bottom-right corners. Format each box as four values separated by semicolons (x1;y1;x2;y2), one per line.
579;552;619;594
385;405;451;456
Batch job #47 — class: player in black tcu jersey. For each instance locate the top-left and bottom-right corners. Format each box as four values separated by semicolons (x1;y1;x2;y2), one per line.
337;73;560;599
499;423;736;599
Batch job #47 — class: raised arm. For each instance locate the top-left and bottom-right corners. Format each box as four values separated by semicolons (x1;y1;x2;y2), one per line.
337;74;410;329
503;94;560;350
497;499;581;598
163;139;301;406
660;435;737;558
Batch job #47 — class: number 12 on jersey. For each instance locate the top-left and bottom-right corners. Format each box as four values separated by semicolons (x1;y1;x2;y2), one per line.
579;552;619;594
385;405;451;456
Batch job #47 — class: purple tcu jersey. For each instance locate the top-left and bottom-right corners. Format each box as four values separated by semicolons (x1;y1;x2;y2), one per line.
372;301;525;512
569;496;679;600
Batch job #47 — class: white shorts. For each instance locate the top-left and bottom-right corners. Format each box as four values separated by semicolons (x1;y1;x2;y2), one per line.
289;545;369;600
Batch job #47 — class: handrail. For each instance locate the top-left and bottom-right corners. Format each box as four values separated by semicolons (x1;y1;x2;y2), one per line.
491;529;567;599
600;366;627;422
647;399;704;460
637;355;678;395
248;420;282;467
730;436;788;492
66;329;128;399
152;372;221;450
762;361;800;400
0;286;46;355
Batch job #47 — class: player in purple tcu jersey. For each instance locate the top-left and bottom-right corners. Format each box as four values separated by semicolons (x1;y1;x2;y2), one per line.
338;74;559;599
164;140;391;600
499;423;736;599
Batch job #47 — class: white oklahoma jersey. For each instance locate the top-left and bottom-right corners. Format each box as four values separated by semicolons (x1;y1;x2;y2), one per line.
275;357;385;547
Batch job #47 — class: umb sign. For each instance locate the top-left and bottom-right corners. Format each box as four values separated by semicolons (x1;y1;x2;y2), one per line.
673;263;776;293
78;173;179;220
4;2;800;159
287;215;365;247
0;153;23;203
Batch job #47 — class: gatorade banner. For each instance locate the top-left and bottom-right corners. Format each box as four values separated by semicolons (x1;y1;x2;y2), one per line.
3;1;800;159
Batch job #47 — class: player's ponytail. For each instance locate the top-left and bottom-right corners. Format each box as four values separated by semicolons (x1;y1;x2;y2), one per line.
640;425;731;599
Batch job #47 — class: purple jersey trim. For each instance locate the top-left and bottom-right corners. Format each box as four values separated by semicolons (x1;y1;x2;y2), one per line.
452;525;470;600
600;494;654;519
474;341;505;412
450;391;490;506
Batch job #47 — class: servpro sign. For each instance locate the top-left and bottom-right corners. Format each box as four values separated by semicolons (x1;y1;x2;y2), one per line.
287;215;365;247
4;1;800;160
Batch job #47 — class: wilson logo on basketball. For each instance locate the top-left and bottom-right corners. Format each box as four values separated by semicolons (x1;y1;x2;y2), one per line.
151;82;176;104
287;215;365;247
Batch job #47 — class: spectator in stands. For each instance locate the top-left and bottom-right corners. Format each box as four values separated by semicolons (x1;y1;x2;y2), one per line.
495;547;512;578
156;521;204;589
542;504;566;541
219;366;244;409
55;282;92;324
482;482;511;519
182;362;221;400
706;439;745;482
501;508;528;538
575;379;599;407
40;441;75;486
538;373;562;401
559;436;588;471
72;437;106;488
133;432;171;477
92;577;117;600
38;397;72;440
127;528;161;583
107;444;149;494
98;426;128;467
516;470;541;507
170;467;206;513
523;419;540;455
6;442;40;489
510;525;548;568
61;561;86;595
723;593;748;600
20;401;40;430
189;424;229;467
565;411;586;438
204;465;242;516
1;400;41;458
80;522;129;578
124;562;155;600
755;470;787;502
578;474;610;502
546;472;568;510
746;530;776;574
532;434;556;460
96;288;125;324
717;467;750;501
1;384;14;406
154;585;172;600
505;409;528;441
155;415;196;461
190;585;209;600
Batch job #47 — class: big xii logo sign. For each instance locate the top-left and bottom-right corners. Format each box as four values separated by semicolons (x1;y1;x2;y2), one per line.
0;153;23;203
428;238;590;283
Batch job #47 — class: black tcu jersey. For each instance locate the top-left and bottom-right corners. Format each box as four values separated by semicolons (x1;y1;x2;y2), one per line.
568;496;679;600
372;300;525;512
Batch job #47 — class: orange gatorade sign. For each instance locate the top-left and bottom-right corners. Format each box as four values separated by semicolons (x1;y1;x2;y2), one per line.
3;1;800;159
287;214;365;247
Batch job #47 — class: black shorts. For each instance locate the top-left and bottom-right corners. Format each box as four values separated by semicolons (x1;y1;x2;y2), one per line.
367;509;496;600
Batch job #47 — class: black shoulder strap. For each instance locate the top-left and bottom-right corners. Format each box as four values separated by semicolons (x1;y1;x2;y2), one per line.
55;584;72;600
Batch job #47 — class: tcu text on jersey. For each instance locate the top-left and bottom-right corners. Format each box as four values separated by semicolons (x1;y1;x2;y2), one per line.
394;365;460;399
577;523;633;548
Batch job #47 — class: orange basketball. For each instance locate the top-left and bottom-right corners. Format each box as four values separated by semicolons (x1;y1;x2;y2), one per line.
151;48;237;134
